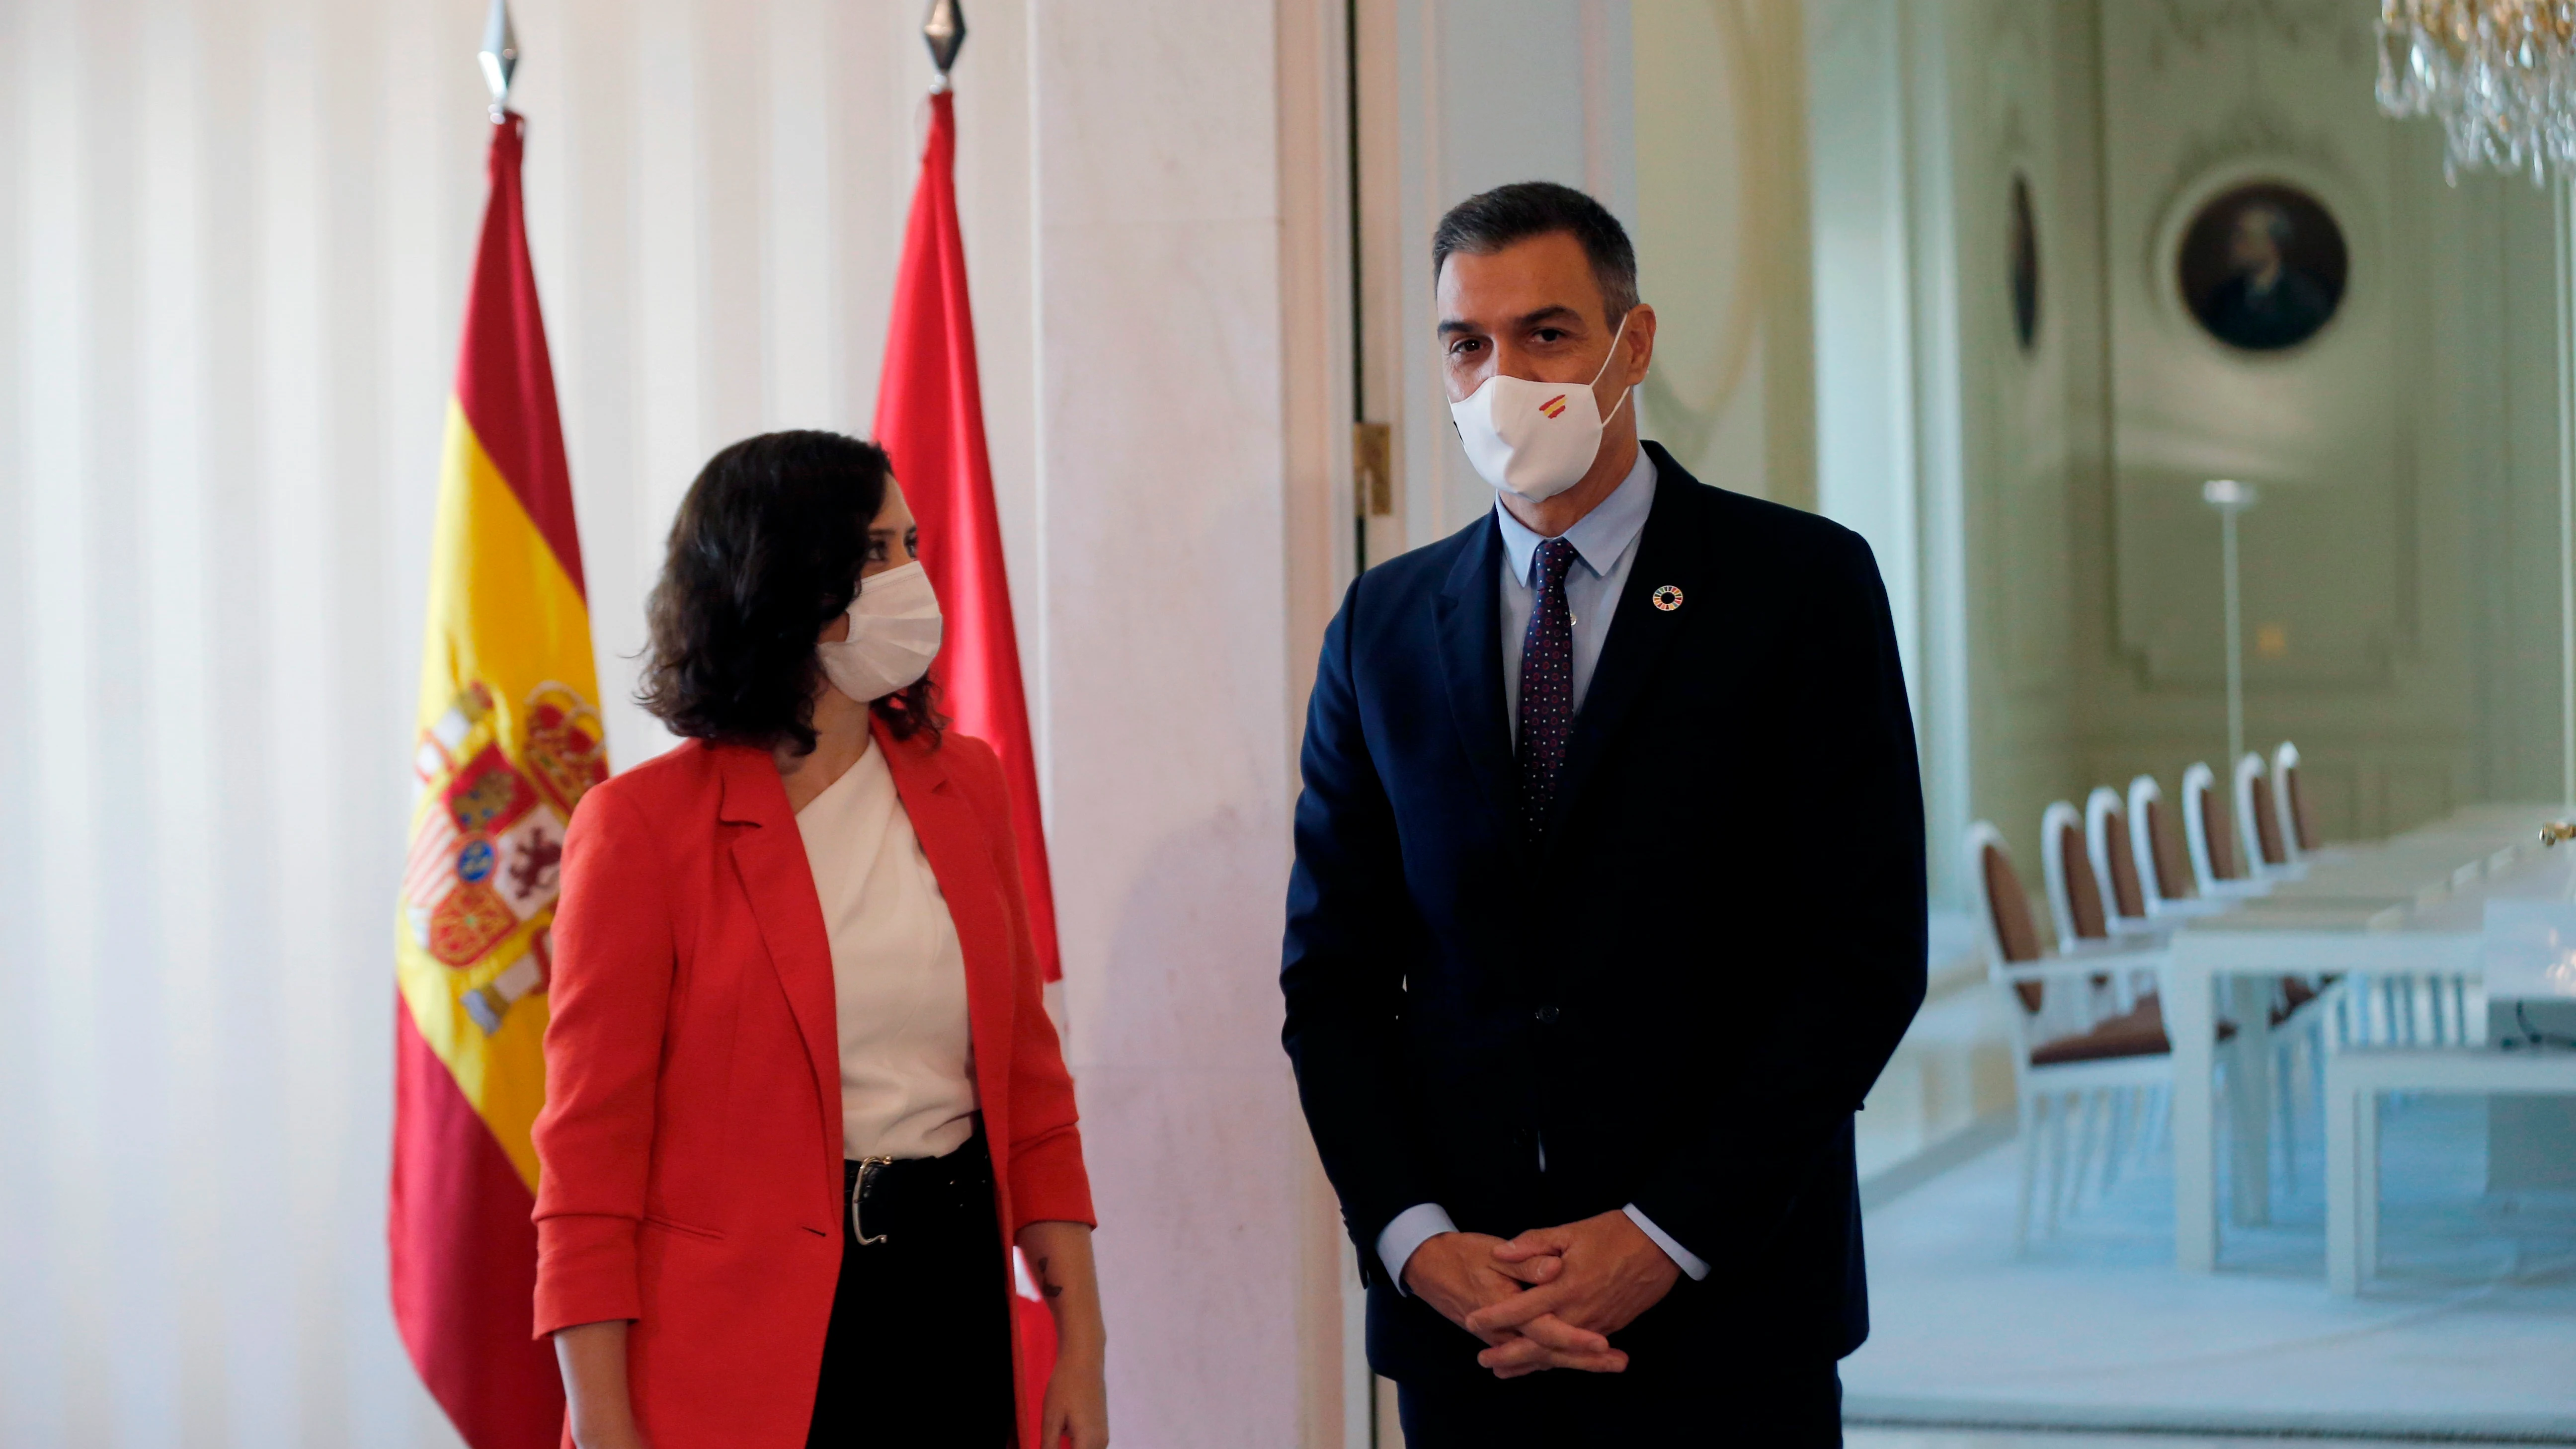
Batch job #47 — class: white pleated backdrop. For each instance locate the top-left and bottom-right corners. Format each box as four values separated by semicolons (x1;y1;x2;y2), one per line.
0;1;1060;1443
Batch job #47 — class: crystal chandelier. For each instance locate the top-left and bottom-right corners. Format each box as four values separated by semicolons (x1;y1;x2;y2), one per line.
2378;0;2576;182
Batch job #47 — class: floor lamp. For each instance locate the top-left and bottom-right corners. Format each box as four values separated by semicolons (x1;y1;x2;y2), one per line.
2557;175;2575;812
2203;478;2257;775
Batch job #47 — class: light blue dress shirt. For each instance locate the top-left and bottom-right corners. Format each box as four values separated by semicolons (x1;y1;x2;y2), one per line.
1497;445;1656;743
1376;446;1712;1293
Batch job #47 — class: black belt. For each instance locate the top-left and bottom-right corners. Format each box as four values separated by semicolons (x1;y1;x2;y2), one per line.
842;1121;994;1248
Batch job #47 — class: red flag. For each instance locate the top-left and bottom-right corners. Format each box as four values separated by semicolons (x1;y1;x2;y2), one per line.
389;112;585;1449
876;88;1061;1448
876;90;1060;986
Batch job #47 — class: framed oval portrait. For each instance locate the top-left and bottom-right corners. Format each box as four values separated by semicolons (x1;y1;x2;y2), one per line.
2174;181;2347;353
2009;172;2039;353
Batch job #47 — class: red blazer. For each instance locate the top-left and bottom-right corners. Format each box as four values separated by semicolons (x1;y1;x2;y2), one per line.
531;721;1092;1449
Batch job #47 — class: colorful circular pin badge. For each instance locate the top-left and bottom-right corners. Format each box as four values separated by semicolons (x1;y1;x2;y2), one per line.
1652;584;1684;612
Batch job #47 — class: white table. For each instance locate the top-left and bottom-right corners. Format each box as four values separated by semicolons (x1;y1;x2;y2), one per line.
2323;1046;2576;1293
2163;805;2564;1272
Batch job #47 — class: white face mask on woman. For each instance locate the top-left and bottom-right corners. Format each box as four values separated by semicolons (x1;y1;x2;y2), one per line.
1447;312;1633;502
815;560;944;703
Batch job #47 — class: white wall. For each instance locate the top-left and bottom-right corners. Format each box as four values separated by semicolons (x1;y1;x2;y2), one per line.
2042;0;2557;842
1028;1;1320;1444
1368;0;1637;556
1805;0;1942;861
1801;0;2544;885
0;0;1326;1445
1634;0;1815;509
1794;0;1977;904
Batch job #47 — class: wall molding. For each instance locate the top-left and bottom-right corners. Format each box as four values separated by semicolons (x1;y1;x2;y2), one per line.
2145;0;2368;70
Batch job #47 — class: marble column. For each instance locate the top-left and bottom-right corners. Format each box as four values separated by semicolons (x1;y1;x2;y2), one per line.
1030;4;1312;1445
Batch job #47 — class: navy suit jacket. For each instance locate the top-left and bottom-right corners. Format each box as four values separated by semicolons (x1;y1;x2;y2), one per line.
1280;443;1927;1383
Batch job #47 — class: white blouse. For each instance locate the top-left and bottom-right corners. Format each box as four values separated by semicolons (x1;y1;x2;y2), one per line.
794;740;978;1161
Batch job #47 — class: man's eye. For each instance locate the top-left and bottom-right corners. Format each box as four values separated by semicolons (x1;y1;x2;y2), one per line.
1534;329;1565;343
1449;338;1482;357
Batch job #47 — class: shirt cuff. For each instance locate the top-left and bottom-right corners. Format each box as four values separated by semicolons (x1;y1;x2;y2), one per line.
1375;1203;1458;1295
1622;1204;1709;1281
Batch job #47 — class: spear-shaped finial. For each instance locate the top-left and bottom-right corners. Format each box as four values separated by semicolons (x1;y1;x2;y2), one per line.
480;0;519;118
924;0;966;91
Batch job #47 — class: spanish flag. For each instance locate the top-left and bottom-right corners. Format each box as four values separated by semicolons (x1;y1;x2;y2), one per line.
877;86;1061;1446
390;111;593;1449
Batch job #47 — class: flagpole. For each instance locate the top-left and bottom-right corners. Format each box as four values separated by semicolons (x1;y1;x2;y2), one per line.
392;2;589;1441
886;7;1067;1435
925;0;966;91
479;0;517;120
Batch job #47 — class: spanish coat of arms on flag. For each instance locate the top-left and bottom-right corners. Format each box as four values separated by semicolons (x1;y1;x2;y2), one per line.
390;109;591;1449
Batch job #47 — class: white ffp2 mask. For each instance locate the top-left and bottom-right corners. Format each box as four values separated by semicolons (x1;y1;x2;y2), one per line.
815;560;943;703
1448;314;1633;501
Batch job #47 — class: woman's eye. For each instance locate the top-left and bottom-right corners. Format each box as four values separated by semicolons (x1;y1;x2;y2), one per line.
865;540;887;563
905;530;920;558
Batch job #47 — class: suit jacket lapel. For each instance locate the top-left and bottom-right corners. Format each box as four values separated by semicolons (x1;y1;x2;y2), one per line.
716;743;844;1160
1548;458;1699;851
1435;514;1524;855
873;721;1016;1145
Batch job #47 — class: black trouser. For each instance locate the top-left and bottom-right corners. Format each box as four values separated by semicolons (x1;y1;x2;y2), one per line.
1396;1356;1842;1449
806;1122;1017;1449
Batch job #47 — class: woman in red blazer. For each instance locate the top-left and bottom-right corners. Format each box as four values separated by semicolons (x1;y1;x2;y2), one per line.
533;431;1106;1449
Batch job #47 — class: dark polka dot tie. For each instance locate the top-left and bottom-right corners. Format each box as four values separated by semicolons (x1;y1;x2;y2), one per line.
1518;537;1580;840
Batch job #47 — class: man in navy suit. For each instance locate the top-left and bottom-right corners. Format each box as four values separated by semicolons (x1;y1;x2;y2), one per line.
1280;182;1926;1445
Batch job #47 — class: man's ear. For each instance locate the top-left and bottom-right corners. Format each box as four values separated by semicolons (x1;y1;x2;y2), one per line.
1620;303;1658;385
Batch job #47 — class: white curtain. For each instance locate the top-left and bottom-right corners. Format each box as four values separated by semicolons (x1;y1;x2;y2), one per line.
0;1;1040;1443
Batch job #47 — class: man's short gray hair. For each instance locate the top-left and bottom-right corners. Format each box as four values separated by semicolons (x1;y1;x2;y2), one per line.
1432;181;1639;325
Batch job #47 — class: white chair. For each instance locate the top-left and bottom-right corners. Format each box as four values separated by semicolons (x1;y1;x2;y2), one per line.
2065;790;2323;1183
1971;821;2181;1249
2234;751;2303;881
2040;801;2109;957
2232;753;2329;1015
2085;785;2161;937
2214;754;2342;1172
2309;742;2469;1050
2330;968;2477;1049
2045;799;2174;1176
2181;761;2266;899
2045;799;2159;1014
2127;776;2322;1185
2272;740;2322;863
2127;774;2227;918
2324;1046;2576;1293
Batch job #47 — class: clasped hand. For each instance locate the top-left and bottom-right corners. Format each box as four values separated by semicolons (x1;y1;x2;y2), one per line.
1399;1210;1680;1380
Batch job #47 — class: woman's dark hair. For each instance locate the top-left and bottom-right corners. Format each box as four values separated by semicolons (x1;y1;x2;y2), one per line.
639;429;943;754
